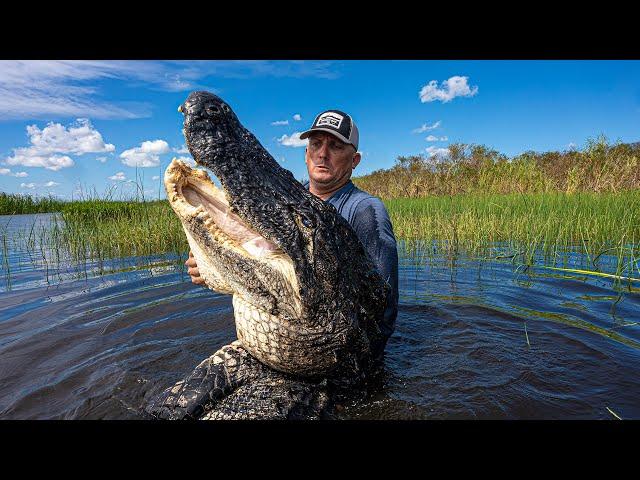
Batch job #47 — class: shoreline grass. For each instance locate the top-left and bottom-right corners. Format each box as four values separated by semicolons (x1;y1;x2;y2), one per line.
386;191;639;251
1;190;637;289
0;192;65;215
386;191;639;285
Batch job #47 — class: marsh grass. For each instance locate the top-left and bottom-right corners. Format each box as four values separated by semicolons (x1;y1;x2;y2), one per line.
388;191;640;286
53;199;187;275
2;198;188;287
3;190;638;289
0;192;65;215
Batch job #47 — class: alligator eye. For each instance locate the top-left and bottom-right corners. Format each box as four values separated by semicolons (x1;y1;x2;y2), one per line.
205;104;220;115
221;104;230;113
300;214;315;229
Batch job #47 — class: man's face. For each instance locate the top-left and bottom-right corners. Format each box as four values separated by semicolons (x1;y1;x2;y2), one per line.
305;132;360;189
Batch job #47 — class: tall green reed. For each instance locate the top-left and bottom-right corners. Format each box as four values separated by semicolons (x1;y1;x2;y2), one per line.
386;191;640;284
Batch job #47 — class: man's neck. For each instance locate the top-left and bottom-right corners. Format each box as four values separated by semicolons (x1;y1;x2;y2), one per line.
309;179;352;200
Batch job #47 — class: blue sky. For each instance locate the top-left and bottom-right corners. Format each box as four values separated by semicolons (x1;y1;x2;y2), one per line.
1;60;639;200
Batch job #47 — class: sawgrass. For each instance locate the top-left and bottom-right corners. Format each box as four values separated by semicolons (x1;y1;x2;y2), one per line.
3;190;638;285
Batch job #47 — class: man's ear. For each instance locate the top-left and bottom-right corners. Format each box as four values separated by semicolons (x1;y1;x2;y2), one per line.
352;151;361;170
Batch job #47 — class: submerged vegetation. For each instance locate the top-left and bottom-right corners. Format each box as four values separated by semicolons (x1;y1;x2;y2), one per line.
1;137;639;286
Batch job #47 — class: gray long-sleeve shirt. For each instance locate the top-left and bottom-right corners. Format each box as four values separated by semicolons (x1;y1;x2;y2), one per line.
303;180;399;355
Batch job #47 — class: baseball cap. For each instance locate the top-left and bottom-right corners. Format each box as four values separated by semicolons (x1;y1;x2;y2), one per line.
299;109;359;151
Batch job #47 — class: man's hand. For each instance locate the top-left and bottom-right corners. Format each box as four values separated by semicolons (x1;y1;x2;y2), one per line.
185;251;205;285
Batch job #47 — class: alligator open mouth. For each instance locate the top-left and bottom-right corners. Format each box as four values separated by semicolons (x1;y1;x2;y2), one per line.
165;158;282;260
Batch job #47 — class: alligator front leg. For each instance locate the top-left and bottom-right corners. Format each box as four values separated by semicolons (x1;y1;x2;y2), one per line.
144;340;331;420
202;369;330;420
145;340;262;419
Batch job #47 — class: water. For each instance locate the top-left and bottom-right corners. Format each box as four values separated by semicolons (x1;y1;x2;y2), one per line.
1;214;639;419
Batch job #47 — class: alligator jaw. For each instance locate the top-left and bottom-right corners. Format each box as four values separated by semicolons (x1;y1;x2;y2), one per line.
164;156;302;316
165;157;282;259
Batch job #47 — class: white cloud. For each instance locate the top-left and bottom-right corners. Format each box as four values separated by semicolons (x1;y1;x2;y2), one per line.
426;135;448;142
412;121;441;133
419;76;478;103
271;120;289;126
0;168;26;177
0;61;341;121
7;154;74;171
0;60;155;120
109;172;127;181
567;142;577;149
4;119;114;171
25;119;115;154
152;175;160;181
20;182;36;189
43;181;59;187
96;156;108;163
120;140;170;168
173;144;189;154
425;146;450;159
293;114;302;121
278;132;308;148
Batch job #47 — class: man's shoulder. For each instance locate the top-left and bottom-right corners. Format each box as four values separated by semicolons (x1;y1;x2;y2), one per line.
350;185;388;214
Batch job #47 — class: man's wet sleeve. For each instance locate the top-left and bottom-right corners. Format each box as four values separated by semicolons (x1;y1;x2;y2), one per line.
350;198;399;344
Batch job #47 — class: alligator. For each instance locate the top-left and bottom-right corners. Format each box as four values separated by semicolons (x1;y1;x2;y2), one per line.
145;91;389;420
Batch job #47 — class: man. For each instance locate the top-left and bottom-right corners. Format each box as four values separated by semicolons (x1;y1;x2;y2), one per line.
186;109;398;357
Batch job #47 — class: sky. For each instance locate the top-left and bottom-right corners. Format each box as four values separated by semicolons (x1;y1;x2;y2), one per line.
1;60;639;200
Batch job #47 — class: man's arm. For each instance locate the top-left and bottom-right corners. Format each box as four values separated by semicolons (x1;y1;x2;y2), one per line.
349;198;399;349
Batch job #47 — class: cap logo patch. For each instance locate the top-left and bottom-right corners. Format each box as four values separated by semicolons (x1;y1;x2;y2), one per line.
316;112;344;129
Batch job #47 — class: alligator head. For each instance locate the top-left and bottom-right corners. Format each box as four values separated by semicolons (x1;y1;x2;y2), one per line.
165;91;388;378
